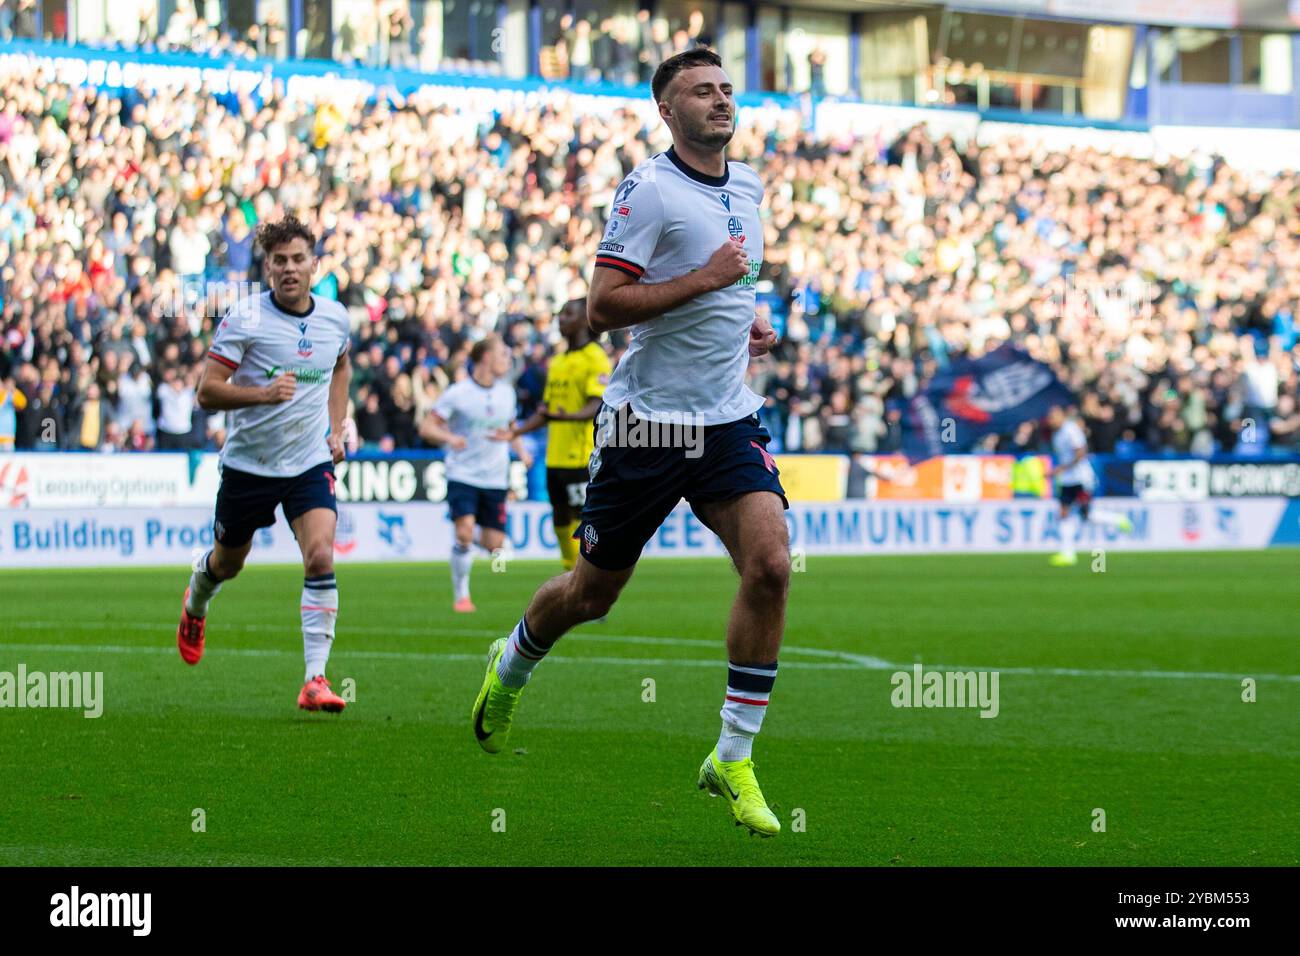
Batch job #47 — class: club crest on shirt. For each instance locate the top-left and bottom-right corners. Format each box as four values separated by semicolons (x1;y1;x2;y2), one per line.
297;321;313;358
727;215;745;244
604;205;632;240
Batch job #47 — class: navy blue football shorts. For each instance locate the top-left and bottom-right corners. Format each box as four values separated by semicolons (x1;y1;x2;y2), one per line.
446;480;509;532
214;460;336;548
574;404;789;571
1058;483;1092;517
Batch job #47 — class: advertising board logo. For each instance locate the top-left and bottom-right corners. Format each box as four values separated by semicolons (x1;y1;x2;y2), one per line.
1181;505;1201;543
333;509;358;555
377;511;411;554
0;462;30;507
1215;506;1239;540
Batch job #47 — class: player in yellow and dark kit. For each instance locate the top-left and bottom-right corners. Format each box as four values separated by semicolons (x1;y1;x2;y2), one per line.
509;298;612;570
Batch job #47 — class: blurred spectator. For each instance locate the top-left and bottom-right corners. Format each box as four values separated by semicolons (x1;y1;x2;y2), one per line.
0;63;1296;463
155;366;196;450
354;387;389;450
13;0;36;40
68;382;109;451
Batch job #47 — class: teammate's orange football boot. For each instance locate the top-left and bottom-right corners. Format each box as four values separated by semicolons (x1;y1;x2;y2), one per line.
177;588;206;665
298;675;346;713
453;597;477;613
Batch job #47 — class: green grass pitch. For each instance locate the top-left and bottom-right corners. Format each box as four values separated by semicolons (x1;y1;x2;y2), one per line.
0;551;1296;866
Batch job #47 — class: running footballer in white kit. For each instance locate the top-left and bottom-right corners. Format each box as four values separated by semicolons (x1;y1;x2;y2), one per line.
176;217;353;713
419;336;531;612
469;49;791;837
1046;404;1133;566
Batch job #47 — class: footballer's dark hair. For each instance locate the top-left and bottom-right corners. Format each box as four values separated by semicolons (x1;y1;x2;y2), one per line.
256;216;316;257
652;48;723;103
470;335;502;365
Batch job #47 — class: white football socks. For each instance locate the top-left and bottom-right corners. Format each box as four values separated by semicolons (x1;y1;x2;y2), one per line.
186;549;222;617
1058;514;1079;559
496;616;553;688
302;573;338;681
1090;509;1129;530
451;542;473;601
717;661;778;762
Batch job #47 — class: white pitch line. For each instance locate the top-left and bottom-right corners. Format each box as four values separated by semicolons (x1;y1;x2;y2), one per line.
0;642;856;671
1;628;1296;682
6;620;895;668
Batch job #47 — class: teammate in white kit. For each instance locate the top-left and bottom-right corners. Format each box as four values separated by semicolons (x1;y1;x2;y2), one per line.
175;217;353;713
419;336;531;612
470;49;790;837
1046;404;1133;566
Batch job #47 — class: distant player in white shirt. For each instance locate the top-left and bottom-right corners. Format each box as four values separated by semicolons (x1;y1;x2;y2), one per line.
1046;404;1132;566
470;49;791;837
419;336;531;612
176;217;353;714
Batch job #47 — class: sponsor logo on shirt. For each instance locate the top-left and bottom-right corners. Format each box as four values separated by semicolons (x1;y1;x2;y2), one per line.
265;364;327;384
733;260;762;288
598;241;626;253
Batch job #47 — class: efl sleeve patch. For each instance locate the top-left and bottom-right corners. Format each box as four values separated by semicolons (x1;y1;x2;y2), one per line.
209;310;249;367
594;177;663;278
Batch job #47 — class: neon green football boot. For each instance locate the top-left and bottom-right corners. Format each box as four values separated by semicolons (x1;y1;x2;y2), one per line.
697;748;780;837
472;638;525;754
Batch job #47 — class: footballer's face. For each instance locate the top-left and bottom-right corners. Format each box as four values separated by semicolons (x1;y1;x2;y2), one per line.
663;65;735;152
266;237;316;304
558;300;587;340
488;341;512;378
1046;406;1065;430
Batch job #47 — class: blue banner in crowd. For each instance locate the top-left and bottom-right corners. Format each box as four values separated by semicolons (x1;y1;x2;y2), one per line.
903;346;1075;458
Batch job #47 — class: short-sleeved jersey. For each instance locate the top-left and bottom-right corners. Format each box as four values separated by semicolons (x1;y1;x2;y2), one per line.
435;377;517;490
207;292;351;478
594;148;765;425
542;340;612;469
1052;418;1094;489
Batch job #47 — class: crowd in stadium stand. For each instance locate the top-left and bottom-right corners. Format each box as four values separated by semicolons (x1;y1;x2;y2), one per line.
0;67;1298;459
0;1;726;87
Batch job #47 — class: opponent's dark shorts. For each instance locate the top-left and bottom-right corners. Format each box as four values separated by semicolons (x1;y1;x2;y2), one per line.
446;479;508;532
547;467;590;526
1059;484;1093;512
214;460;336;548
575;404;789;571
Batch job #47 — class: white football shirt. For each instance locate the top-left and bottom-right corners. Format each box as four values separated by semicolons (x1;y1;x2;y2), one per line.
208;292;351;478
434;378;517;490
1052;418;1094;489
595;148;766;425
